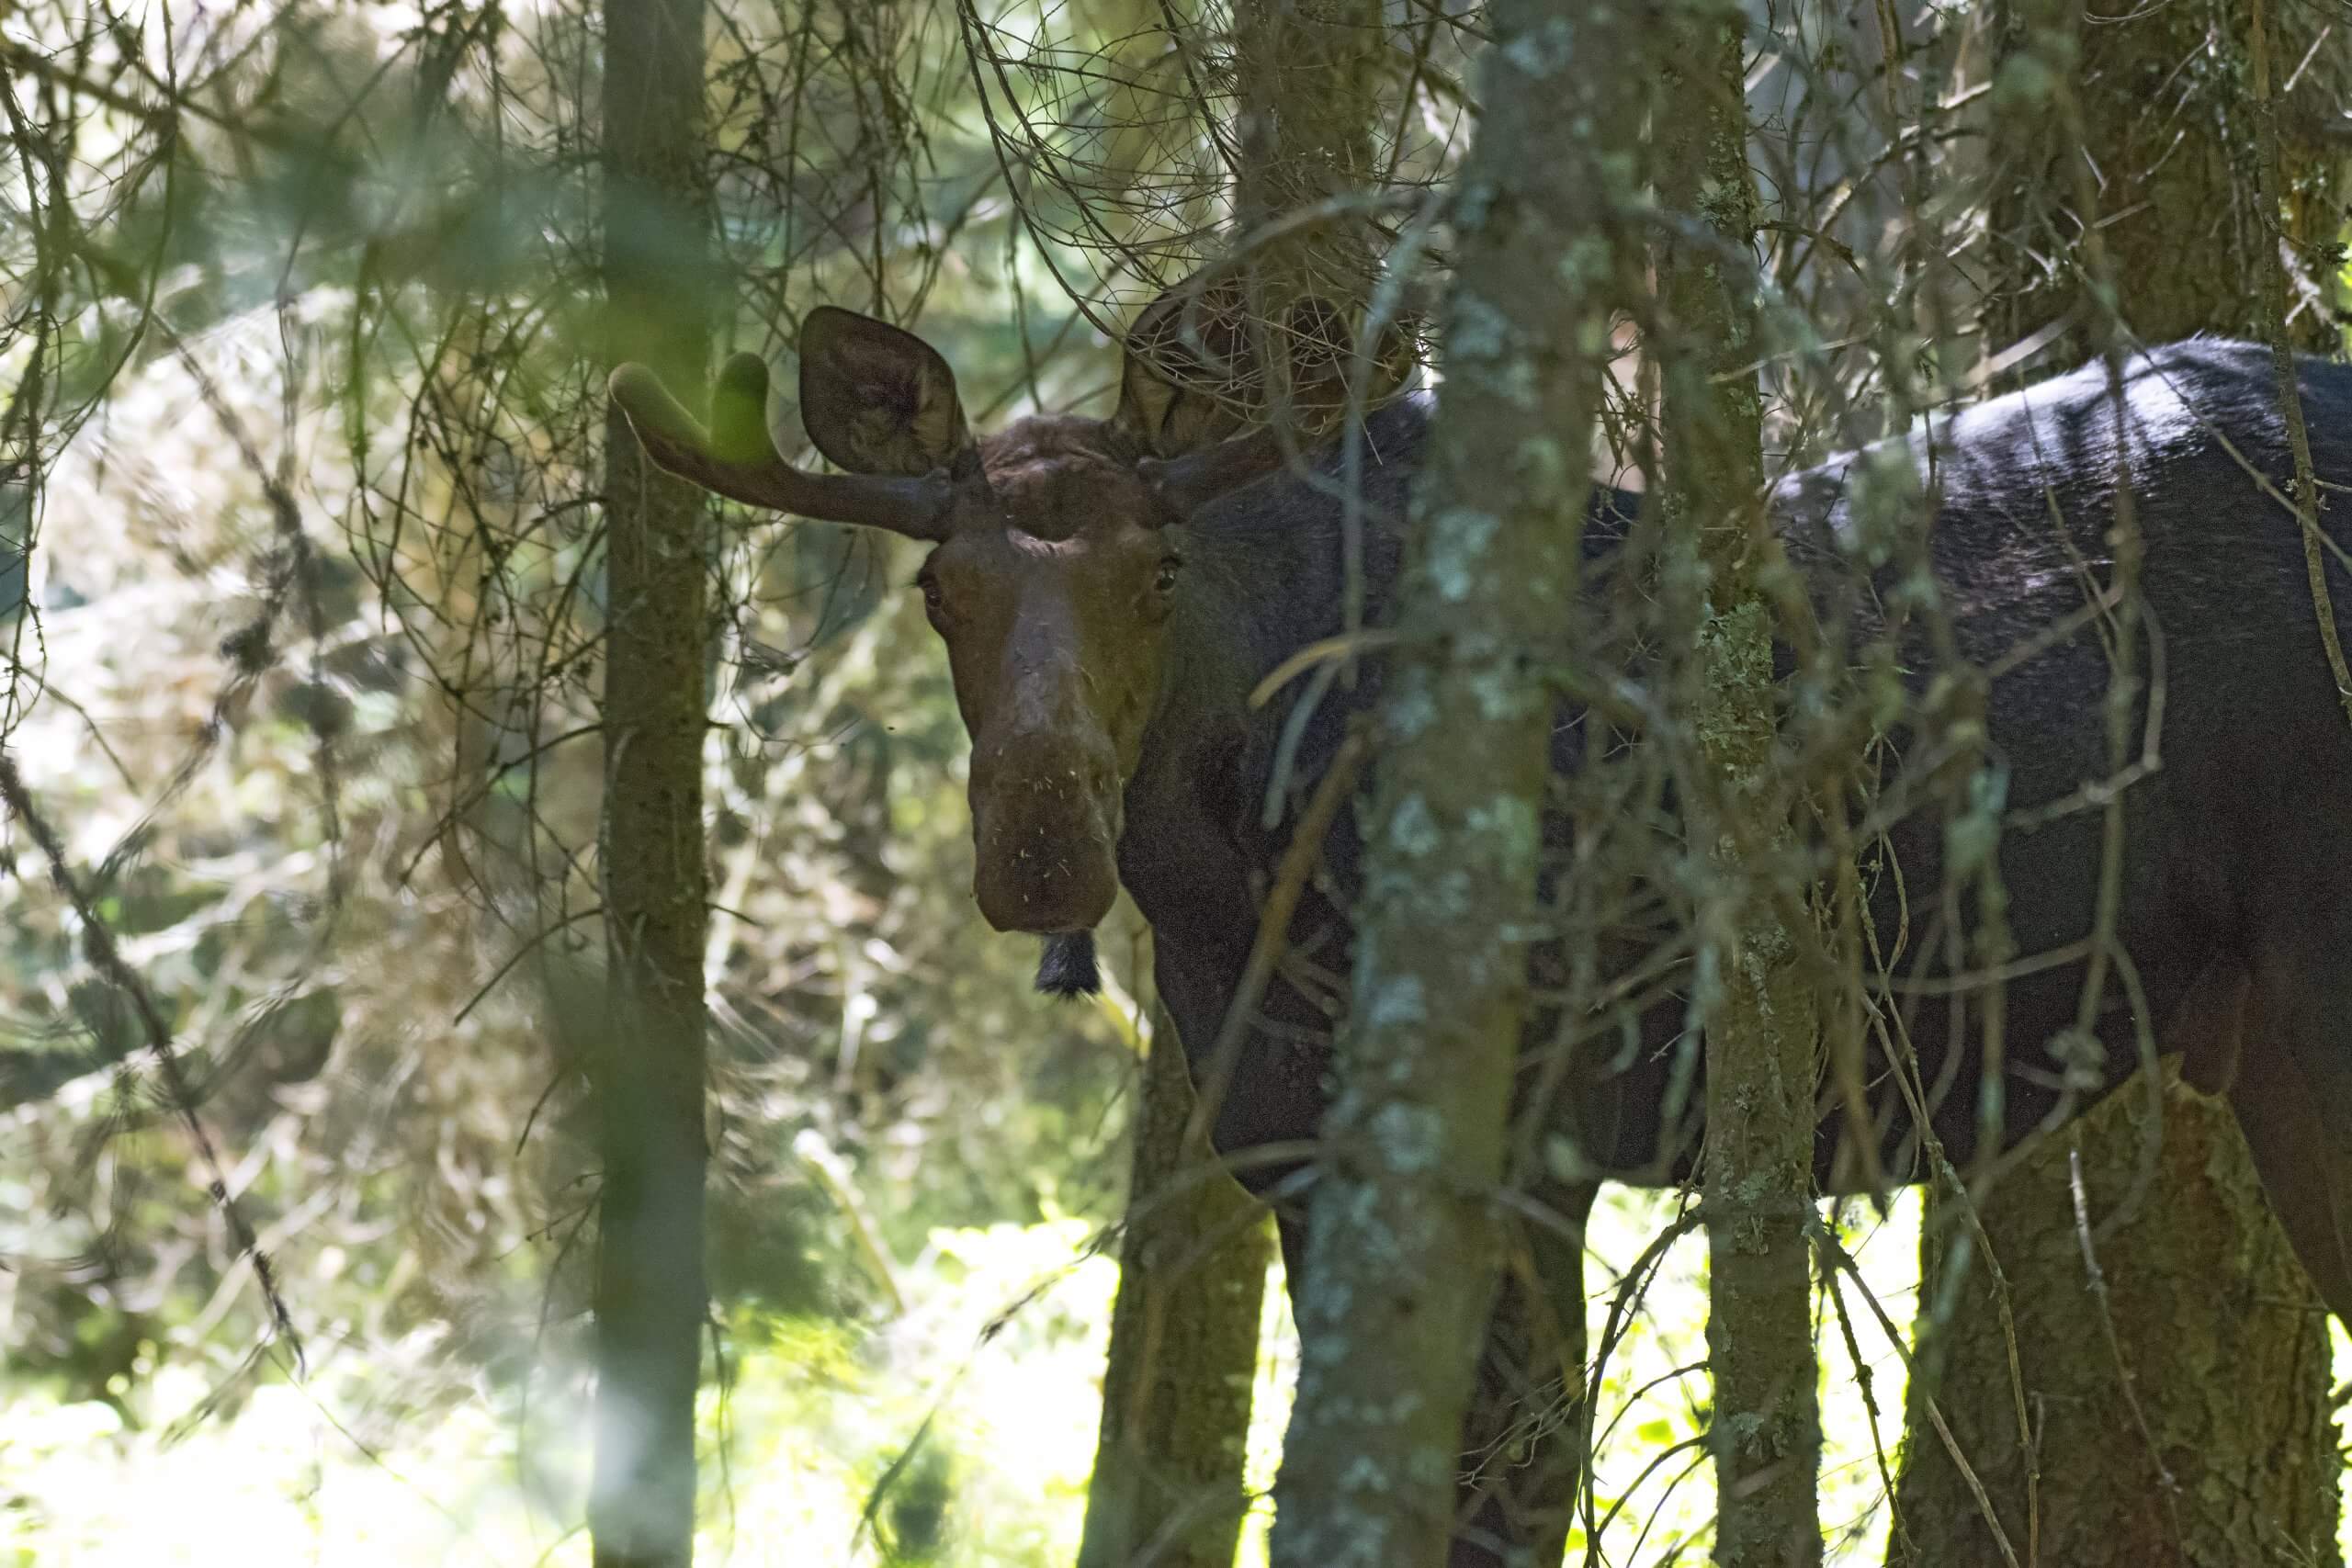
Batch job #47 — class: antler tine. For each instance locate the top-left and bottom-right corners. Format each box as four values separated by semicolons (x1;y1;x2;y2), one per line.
607;351;956;541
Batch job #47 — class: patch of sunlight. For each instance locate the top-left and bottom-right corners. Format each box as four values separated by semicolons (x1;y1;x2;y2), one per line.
2;1358;591;1567
2336;1316;2352;1564
1238;1246;1299;1568
1570;1187;1923;1564
12;1200;2349;1566
1;1217;1118;1568
705;1214;1117;1567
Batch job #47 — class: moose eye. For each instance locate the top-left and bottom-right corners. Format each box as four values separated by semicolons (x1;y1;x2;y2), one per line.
1154;556;1184;594
919;577;946;618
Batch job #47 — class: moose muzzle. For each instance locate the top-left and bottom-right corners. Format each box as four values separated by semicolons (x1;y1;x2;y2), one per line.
967;728;1123;934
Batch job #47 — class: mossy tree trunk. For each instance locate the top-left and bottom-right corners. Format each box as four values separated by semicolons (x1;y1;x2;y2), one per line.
1228;0;1393;451
1080;999;1272;1568
1266;0;1644;1560
1240;3;1599;1562
1981;0;2347;364
1231;0;1382;308
1894;1075;2338;1564
1892;4;2346;1562
592;0;715;1558
1655;1;1825;1562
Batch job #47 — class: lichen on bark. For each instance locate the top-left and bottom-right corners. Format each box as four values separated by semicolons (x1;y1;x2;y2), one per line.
1654;0;1826;1562
1267;0;1646;1562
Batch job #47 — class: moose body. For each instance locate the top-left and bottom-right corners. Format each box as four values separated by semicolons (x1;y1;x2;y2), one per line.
1136;341;2352;1307
613;304;2352;1562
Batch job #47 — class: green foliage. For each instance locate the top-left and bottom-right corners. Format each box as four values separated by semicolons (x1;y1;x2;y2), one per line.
2;1220;1117;1565
0;0;1155;1540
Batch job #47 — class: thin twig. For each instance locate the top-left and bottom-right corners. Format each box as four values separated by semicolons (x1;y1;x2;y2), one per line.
0;749;305;1371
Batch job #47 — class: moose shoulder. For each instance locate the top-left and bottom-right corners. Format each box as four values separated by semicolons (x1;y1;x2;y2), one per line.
612;311;2352;1328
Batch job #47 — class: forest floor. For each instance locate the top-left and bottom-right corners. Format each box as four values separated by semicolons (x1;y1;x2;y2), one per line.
6;1189;2345;1566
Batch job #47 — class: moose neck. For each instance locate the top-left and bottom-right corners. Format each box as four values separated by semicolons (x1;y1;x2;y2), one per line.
1114;392;1640;920
1105;392;1652;1173
1114;398;1431;951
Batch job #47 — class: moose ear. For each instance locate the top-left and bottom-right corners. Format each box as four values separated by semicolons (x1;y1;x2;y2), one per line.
1280;297;1421;429
1115;277;1257;458
797;307;975;477
1116;280;1421;458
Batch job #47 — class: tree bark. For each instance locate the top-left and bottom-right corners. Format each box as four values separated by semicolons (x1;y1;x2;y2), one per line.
1228;0;1387;434
1895;1076;2339;1566
1080;999;1272;1568
593;0;715;1558
1655;2;1825;1562
1894;3;2346;1562
1981;0;2347;360
1231;0;1382;302
1266;0;1643;1560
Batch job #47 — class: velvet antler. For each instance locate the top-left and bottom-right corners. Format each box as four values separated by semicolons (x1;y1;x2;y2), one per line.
607;351;956;540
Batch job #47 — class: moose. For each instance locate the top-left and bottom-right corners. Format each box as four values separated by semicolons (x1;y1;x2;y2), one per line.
610;280;2352;1564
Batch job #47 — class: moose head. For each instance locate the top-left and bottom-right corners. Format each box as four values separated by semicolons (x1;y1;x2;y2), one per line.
609;277;1411;938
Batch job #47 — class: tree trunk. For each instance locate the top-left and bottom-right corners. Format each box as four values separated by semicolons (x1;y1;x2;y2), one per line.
593;0;714;1558
1080;1000;1272;1568
1239;3;1600;1562
1228;0;1386;441
1266;0;1643;1559
1231;0;1381;304
1895;1074;2338;1565
1894;4;2346;1562
1981;0;2346;361
1655;2;1825;1562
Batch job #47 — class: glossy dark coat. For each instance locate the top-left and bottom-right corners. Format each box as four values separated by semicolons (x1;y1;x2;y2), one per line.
1123;342;2352;1317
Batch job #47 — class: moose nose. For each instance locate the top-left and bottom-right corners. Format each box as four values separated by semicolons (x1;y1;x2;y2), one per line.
969;731;1124;934
969;731;1119;815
